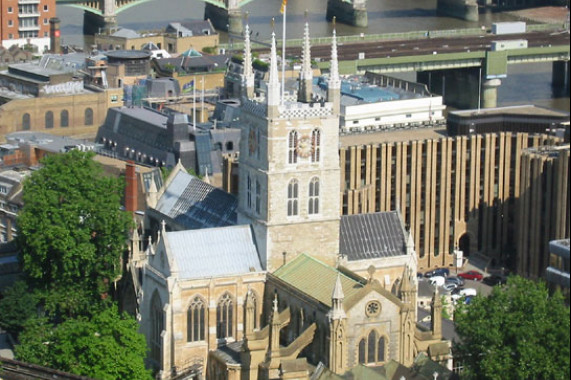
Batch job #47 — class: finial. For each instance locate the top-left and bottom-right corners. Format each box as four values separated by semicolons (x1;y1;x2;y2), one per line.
244;11;249;23
271;17;275;32
273;293;278;312
304;9;308;21
332;16;336;29
161;219;166;232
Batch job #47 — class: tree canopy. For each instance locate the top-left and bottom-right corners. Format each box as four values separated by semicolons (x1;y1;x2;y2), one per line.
15;306;152;380
16;150;132;314
454;276;570;380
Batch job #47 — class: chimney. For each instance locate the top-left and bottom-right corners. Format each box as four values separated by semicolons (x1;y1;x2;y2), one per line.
125;160;138;214
49;18;61;54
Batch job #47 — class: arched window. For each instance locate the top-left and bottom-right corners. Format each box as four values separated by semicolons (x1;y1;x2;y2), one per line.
22;113;30;130
288;130;298;164
247;174;252;209
255;179;261;214
60;110;69;127
187;296;206;342
216;293;233;339
358;330;387;365
45;111;53;129
358;338;366;364
150;291;164;364
308;177;319;215
84;108;93;126
287;179;298;216
311;129;321;162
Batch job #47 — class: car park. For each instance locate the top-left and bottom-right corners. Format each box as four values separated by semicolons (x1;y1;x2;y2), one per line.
424;268;450;278
458;270;483;281
445;276;465;287
429;276;446;287
483;275;507;286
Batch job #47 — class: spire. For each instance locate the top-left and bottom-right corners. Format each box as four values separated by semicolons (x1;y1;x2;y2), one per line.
327;17;341;114
298;15;313;103
329;273;346;320
328;19;340;90
243;20;255;98
266;21;281;113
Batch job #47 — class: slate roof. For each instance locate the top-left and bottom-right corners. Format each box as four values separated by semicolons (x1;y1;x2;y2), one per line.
155;170;237;229
339;211;406;261
272;254;365;307
165;225;262;279
213;340;244;365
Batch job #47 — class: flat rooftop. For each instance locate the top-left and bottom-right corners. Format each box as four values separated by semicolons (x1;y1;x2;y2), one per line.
340;127;448;147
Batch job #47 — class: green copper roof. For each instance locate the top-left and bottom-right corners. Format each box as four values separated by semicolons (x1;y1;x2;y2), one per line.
273;254;364;307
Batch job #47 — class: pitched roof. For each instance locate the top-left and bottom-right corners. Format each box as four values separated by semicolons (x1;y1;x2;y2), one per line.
154;169;237;229
339;211;406;261
165;225;262;279
272;254;365;307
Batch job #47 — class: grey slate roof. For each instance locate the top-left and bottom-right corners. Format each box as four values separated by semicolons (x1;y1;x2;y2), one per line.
213;340;244;364
165;225;262;279
339;211;406;261
155;170;237;229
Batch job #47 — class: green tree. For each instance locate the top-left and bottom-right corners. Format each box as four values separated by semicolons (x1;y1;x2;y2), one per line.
17;150;132;316
15;306;152;380
454;276;570;380
0;281;39;335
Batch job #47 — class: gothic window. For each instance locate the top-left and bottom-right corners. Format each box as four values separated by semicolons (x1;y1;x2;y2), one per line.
255;179;261;214
216;293;233;339
287;179;298;216
244;291;258;330
60;110;69;127
358;330;387;364
288;130;298;164
22;113;30;130
247;175;252;209
308;177;319;215
45;111;53;129
150;291;164;364
84;108;93;126
187;296;206;342
311;129;321;162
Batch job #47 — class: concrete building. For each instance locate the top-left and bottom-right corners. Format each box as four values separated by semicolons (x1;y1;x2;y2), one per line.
545;239;570;304
94;20;218;55
0;0;55;52
517;145;570;280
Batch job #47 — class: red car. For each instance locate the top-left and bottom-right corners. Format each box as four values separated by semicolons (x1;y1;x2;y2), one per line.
458;270;484;281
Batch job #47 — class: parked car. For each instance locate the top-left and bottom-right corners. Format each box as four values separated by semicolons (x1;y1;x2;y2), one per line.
442;283;457;292
429;276;446;287
458;270;483;281
483;275;507;286
452;288;477;302
445;276;465;287
424;268;450;278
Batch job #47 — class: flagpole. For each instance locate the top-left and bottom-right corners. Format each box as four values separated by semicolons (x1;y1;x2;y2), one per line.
281;2;286;104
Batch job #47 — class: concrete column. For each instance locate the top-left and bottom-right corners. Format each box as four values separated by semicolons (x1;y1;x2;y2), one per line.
481;78;502;109
83;11;117;35
552;61;570;92
204;4;242;35
326;0;368;27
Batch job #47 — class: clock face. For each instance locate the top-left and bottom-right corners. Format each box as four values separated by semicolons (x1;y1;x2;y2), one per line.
296;136;313;158
249;128;257;155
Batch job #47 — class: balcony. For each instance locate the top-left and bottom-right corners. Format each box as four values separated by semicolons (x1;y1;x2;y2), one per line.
18;0;41;4
18;12;41;17
18;24;40;32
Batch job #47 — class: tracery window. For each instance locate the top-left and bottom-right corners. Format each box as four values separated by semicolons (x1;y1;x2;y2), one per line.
358;330;387;364
187;296;206;342
311;129;321;162
308;177;319;215
288;130;298;164
287;179;299;216
216;293;233;339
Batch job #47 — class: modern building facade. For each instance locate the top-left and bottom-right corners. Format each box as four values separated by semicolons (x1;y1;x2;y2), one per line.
545;239;570;304
516;145;570;280
0;0;55;52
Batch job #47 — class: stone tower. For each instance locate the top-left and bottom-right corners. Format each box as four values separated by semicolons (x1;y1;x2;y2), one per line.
237;26;342;271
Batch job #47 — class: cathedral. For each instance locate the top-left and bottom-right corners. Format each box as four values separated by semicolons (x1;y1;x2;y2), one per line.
136;20;450;380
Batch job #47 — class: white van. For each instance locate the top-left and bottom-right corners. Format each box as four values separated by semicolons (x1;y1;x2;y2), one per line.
429;276;446;287
452;288;477;303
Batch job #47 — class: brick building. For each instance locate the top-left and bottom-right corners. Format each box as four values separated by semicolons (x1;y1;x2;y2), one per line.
0;0;55;52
